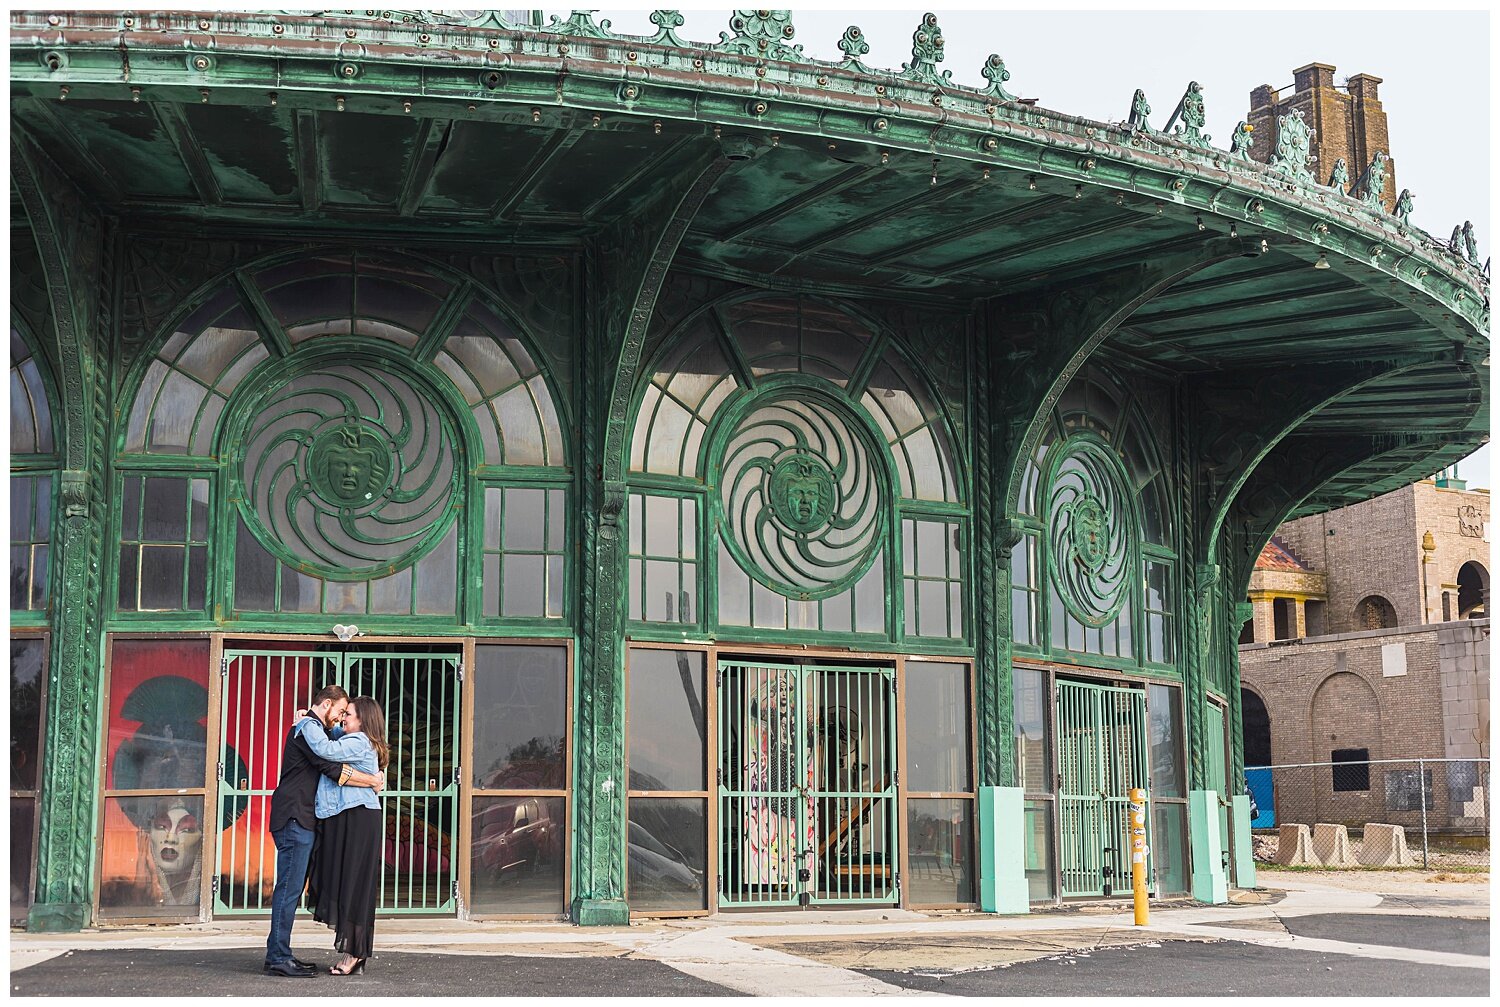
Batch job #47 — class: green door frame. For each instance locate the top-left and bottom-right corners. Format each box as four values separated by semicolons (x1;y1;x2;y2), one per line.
716;660;899;908
214;645;462;917
1055;677;1152;898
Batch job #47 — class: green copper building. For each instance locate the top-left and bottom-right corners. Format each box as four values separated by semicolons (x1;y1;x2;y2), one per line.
9;10;1488;930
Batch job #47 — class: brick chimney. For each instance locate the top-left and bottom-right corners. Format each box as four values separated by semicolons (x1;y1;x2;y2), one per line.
1245;63;1397;210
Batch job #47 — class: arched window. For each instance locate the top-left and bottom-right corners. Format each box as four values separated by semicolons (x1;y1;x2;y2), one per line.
1354;594;1397;631
1240;688;1272;767
625;294;967;643
11;324;57;616
1012;364;1176;668
115;253;569;624
1457;561;1488;618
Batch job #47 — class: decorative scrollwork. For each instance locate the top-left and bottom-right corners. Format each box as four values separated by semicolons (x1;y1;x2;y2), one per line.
838;25;871;73
716;390;884;600
1164;81;1210;148
902;12;951;85
1045;434;1135;627
1127;88;1153;133
1269;109;1314;181
719;10;801;60
980;53;1016;102
234;358;459;579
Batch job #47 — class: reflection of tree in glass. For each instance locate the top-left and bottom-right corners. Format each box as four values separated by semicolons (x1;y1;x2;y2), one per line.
481;734;565;789
477;654;565;788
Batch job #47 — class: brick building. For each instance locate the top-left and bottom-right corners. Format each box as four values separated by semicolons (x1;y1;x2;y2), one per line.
1239;478;1490;832
1240;621;1488;831
1248;62;1396;209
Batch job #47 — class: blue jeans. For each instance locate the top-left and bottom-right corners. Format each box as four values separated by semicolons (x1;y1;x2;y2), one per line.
264;818;315;966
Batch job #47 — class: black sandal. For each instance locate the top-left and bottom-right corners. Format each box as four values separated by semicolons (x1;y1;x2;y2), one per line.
329;957;366;975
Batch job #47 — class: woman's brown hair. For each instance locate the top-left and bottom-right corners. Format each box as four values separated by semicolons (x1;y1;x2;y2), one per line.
351;696;390;770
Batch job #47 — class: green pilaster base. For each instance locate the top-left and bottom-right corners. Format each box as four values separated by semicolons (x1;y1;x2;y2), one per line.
1231;794;1257;889
1188;790;1227;904
978;786;1029;914
27;903;89;932
572;897;629;926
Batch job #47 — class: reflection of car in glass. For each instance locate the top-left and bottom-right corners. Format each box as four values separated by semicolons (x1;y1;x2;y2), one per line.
474;798;559;875
627;821;703;893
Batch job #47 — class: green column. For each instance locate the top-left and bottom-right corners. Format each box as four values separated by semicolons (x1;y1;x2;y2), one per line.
14;137;112;933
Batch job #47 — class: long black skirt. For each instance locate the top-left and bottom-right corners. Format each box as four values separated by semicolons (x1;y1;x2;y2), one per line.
307;805;380;959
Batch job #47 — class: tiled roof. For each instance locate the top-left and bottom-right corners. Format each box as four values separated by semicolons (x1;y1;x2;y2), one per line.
1256;536;1312;572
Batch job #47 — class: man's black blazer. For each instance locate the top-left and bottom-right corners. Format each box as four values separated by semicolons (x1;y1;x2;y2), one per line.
268;716;345;834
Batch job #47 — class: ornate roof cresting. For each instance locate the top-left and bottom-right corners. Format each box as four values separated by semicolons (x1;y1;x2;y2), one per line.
1327;157;1350;194
719;10;802;60
981;53;1017;102
1163;81;1210;148
1355;150;1389;209
647;10;687;47
1127;89;1154;133
902;12;952;85
1394;189;1415;229
1230;122;1255;160
544;10;612;39
838;25;873;73
1269;109;1314;181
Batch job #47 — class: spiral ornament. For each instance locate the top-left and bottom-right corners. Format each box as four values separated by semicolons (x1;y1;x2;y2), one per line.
717;393;884;599
236;359;459;578
1046;435;1134;626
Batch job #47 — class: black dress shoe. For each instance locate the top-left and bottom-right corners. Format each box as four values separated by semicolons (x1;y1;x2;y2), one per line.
291;957;316;970
263;960;316;977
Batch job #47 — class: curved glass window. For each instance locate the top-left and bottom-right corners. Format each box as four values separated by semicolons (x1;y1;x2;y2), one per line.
627;293;967;645
11;326;57;616
115;254;569;624
1015;364;1177;669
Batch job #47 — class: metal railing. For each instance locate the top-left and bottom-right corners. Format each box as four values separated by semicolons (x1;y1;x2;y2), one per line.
1245;758;1490;870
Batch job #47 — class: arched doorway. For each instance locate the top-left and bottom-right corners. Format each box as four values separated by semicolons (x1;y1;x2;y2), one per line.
1458;561;1488;618
1354;594;1397;630
1240;689;1272;767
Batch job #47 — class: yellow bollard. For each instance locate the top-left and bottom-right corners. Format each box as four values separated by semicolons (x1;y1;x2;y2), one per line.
1128;787;1149;925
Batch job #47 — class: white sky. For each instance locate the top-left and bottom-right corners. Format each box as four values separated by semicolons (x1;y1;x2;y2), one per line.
548;4;1492;488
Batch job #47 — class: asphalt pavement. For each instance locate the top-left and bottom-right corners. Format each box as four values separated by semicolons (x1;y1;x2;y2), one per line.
10;947;734;998
10;879;1490;998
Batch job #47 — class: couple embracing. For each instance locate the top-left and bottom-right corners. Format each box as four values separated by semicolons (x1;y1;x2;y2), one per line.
263;684;390;978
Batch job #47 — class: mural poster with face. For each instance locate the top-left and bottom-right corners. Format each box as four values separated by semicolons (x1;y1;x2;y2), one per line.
100;639;244;915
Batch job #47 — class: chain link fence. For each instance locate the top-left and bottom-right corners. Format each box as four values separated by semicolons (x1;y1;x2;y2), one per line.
1245;759;1490;870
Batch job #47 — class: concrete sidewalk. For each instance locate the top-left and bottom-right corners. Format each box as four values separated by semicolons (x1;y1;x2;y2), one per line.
10;875;1489;997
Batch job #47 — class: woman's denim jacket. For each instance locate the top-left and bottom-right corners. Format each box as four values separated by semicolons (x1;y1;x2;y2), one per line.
297;717;381;819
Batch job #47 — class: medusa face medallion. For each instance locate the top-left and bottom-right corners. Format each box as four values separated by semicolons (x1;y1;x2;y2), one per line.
716;390;885;600
1066;494;1109;574
308;422;395;505
768;453;837;534
234;358;460;579
1046;434;1135;627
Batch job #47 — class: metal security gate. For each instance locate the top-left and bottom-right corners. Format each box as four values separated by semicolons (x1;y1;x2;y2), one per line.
1055;679;1151;898
717;661;897;908
214;645;461;916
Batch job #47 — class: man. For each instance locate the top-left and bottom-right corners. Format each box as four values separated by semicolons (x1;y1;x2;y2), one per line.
263;684;382;978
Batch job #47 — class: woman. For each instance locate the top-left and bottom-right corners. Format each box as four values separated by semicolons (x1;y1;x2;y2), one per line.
297;695;388;975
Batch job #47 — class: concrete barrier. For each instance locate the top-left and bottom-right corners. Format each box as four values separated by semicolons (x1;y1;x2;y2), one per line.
1275;823;1320;866
1358;823;1417;867
1311;823;1357;867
